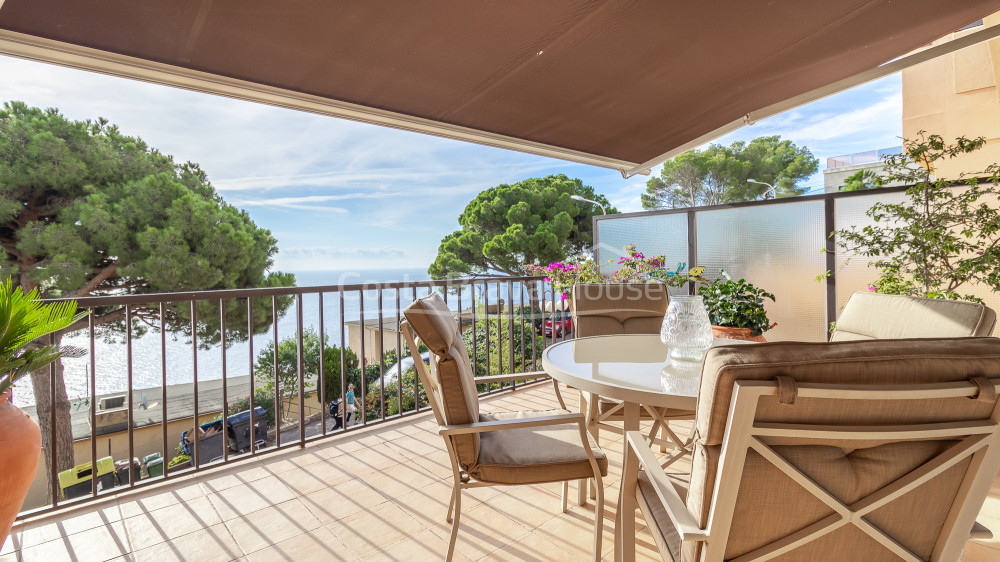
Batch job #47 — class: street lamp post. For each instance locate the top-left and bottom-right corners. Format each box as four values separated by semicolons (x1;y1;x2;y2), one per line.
570;194;607;215
747;178;777;200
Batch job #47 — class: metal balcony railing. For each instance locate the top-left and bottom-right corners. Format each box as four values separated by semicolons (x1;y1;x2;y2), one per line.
18;275;571;518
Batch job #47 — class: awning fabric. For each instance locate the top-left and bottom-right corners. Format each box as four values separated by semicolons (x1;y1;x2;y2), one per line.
1;1;999;176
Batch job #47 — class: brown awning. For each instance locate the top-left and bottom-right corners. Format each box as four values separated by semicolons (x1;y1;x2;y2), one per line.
1;1;999;176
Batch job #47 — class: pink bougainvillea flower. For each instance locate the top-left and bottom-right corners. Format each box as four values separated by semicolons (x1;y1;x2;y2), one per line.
868;284;877;291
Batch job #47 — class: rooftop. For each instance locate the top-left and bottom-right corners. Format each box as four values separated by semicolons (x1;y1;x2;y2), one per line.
4;382;1000;561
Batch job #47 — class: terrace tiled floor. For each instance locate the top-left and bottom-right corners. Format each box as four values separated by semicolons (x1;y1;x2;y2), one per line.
4;381;1000;561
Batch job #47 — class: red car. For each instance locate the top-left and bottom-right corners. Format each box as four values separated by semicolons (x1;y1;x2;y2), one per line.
542;311;572;337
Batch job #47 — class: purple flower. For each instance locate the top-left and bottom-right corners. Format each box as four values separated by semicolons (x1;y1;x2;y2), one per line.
559;292;568;300
867;284;877;291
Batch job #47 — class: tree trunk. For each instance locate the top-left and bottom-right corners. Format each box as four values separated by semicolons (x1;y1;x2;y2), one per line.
28;335;74;504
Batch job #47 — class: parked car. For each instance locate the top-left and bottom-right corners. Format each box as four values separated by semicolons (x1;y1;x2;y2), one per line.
542;311;572;337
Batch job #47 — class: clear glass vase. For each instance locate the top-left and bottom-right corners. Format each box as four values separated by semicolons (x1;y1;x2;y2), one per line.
660;295;714;361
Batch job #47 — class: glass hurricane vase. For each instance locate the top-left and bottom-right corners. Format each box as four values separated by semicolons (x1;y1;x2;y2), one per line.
660;295;714;362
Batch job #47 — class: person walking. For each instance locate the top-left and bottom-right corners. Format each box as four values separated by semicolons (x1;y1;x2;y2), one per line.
345;383;359;426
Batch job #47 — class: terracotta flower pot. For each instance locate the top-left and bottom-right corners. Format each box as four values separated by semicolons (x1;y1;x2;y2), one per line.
0;389;41;546
712;325;768;343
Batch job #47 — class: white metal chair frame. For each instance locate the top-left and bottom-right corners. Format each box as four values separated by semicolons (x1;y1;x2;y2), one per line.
400;319;606;562
620;377;1000;562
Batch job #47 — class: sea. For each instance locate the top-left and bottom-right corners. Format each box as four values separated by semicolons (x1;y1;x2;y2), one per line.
12;267;532;407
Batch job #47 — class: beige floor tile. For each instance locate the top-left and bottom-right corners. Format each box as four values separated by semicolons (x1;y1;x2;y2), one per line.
273;460;355;495
197;462;272;494
19;520;130;561
0;553;17;562
130;525;242;562
117;480;207;519
338;443;400;473
484;530;587;562
361;529;473;562
262;448;328;474
486;486;564;529
365;462;441;501
326;502;424;558
535;504;617;560
299;477;389;525
390;479;483;529
19;503;121;549
245;526;357;562
427;503;532;561
207;476;296;521
226;498;322;555
123;495;223;551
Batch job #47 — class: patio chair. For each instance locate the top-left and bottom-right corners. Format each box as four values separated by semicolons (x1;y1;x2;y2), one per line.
620;337;1000;561
400;292;607;562
572;283;690;460
832;291;997;340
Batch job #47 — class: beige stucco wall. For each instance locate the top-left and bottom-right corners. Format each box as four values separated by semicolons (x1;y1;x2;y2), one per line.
903;14;1000;178
347;324;401;364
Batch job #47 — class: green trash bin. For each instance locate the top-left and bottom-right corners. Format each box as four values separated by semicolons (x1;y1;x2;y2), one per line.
143;452;164;478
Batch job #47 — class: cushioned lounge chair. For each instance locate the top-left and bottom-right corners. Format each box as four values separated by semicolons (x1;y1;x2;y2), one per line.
620;337;1000;561
832;291;997;340
400;292;607;562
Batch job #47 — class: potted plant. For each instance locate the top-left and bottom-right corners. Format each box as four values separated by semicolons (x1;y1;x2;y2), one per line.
695;270;775;342
0;280;84;545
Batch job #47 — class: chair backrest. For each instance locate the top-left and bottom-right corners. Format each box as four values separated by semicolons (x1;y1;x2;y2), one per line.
401;292;481;469
572;282;669;337
832;291;997;340
684;338;1000;562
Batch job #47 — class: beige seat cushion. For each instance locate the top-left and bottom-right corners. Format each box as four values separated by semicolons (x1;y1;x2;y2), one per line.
471;409;609;485
637;470;688;562
832;292;997;341
403;293;481;468
573;282;669;337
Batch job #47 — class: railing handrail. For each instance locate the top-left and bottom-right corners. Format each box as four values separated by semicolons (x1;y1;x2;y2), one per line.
41;274;547;306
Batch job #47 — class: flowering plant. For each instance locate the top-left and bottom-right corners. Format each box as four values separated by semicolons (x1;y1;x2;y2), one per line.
523;258;604;299
609;244;668;283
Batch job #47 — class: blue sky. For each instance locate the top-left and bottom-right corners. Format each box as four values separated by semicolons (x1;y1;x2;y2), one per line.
0;54;902;274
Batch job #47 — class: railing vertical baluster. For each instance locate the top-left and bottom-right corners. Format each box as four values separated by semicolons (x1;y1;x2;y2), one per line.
483;281;490;393
296;294;305;447
126;305;135;486
159;303;168;480
272;296;280;449
412;286;419;411
395;288;402;415
377;288;385;421
529;282;537;370
470;284;477;380
219;299;228;463
518;281;525;375
319;293;326;436
339;290;347;431
90;310;98;492
507;280;514;382
191;301;199;468
48;334;57;507
496;282;503;388
359;289;366;425
247;297;256;455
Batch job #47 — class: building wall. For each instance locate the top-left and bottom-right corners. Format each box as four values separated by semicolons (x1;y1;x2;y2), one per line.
823;161;891;193
902;14;1000;178
347;324;401;364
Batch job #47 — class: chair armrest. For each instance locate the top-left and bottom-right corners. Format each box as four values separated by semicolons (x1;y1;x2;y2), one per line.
474;372;550;384
440;413;584;436
625;431;708;542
